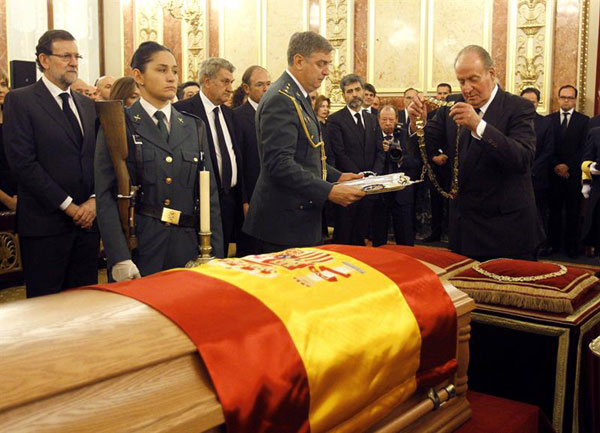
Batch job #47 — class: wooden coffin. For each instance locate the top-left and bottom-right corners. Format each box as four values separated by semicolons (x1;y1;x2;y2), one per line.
0;263;474;432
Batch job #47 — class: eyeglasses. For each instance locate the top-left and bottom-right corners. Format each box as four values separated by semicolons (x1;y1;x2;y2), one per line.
49;53;83;62
559;96;576;100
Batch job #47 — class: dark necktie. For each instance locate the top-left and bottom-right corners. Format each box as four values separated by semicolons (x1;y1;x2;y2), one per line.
561;112;570;138
384;135;393;141
462;108;482;156
59;92;83;145
355;112;365;135
154;111;169;142
213;106;232;193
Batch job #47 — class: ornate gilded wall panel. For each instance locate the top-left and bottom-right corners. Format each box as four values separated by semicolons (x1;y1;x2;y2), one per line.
322;0;354;107
135;0;163;47
172;0;207;82
427;0;493;93
506;0;555;113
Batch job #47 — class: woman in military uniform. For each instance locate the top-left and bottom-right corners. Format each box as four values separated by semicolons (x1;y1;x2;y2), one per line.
95;41;223;282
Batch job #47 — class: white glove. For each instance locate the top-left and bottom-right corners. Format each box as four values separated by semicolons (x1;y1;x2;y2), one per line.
582;184;591;199
112;260;141;282
590;162;600;175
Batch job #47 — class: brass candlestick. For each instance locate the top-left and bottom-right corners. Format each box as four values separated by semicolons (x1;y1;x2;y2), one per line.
185;231;214;267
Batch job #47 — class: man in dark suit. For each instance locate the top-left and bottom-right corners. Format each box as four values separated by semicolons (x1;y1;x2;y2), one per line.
520;87;554;254
547;84;589;257
327;74;385;245
423;83;454;242
398;88;418;128
233;65;271;255
3;30;99;297
371;105;422;246
408;45;541;260
243;31;365;253
362;82;378;116
174;57;244;257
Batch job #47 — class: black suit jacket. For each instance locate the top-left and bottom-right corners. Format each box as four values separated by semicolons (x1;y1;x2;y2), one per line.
173;93;246;203
532;113;554;191
549;110;589;175
589;114;600;130
412;87;541;257
3;79;96;236
582;127;600;239
327;108;385;175
233;101;259;201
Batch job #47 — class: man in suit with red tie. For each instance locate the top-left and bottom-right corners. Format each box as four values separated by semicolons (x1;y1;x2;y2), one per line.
3;30;98;297
174;58;244;257
547;85;590;257
327;74;385;245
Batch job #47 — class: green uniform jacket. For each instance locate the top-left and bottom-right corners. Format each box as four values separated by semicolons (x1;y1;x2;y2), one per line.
95;101;224;276
243;72;341;246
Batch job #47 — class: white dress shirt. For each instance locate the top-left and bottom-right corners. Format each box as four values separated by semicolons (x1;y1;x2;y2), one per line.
139;97;172;132
560;108;574;128
472;84;499;139
41;75;85;211
248;97;259;111
199;90;238;187
347;105;365;125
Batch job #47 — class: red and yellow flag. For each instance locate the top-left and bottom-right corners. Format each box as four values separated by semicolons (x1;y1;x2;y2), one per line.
89;245;456;432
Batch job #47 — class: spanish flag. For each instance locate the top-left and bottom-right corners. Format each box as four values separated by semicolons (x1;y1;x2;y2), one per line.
91;245;457;432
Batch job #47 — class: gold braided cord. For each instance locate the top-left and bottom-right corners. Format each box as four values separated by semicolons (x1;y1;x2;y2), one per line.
416;97;459;200
472;261;568;282
278;90;327;180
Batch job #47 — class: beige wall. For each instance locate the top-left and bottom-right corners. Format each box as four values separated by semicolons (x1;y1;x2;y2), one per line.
1;0;597;115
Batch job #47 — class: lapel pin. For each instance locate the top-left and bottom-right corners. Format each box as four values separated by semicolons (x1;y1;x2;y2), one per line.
178;117;184;124
133;114;141;121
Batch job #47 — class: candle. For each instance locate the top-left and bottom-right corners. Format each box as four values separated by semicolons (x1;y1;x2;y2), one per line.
200;170;210;232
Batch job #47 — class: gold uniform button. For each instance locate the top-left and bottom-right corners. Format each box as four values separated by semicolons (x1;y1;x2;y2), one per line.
165;156;173;163
164;199;171;206
193;157;198;162
165;177;173;184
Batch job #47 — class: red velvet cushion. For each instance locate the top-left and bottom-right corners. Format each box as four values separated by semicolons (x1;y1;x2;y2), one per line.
449;258;599;313
382;245;476;278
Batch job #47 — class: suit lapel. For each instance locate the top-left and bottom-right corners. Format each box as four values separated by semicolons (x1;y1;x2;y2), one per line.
72;93;93;149
126;101;172;153
192;94;221;189
34;80;79;147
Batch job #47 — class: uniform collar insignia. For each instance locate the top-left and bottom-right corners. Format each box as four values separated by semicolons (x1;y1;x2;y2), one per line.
178;117;184;124
133;114;141;122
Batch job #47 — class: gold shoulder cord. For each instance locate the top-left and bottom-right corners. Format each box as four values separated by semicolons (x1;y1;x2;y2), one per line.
416;97;459;200
279;90;327;181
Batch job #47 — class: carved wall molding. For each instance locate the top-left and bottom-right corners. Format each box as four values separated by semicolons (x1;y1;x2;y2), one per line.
135;0;163;47
506;0;555;113
175;0;207;81
323;0;354;108
577;0;590;112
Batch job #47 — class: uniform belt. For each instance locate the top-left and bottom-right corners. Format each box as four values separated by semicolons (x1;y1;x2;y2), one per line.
137;204;196;228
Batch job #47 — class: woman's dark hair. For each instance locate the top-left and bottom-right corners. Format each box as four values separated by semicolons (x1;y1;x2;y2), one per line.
109;76;138;103
130;41;173;73
314;95;330;119
35;29;75;72
231;85;246;109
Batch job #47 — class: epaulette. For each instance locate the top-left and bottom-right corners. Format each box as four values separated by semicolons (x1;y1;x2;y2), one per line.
178;110;202;121
582;160;594;183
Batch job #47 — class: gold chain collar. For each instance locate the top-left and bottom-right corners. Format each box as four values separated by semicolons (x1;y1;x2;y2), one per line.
472;260;568;282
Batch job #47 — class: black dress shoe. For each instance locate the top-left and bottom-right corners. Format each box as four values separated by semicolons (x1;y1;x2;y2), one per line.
423;234;441;243
538;247;555;257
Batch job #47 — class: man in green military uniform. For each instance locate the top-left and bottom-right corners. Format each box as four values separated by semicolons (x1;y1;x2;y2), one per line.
243;31;365;253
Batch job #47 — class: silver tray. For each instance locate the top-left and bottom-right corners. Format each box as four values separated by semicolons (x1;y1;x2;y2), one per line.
336;173;421;195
